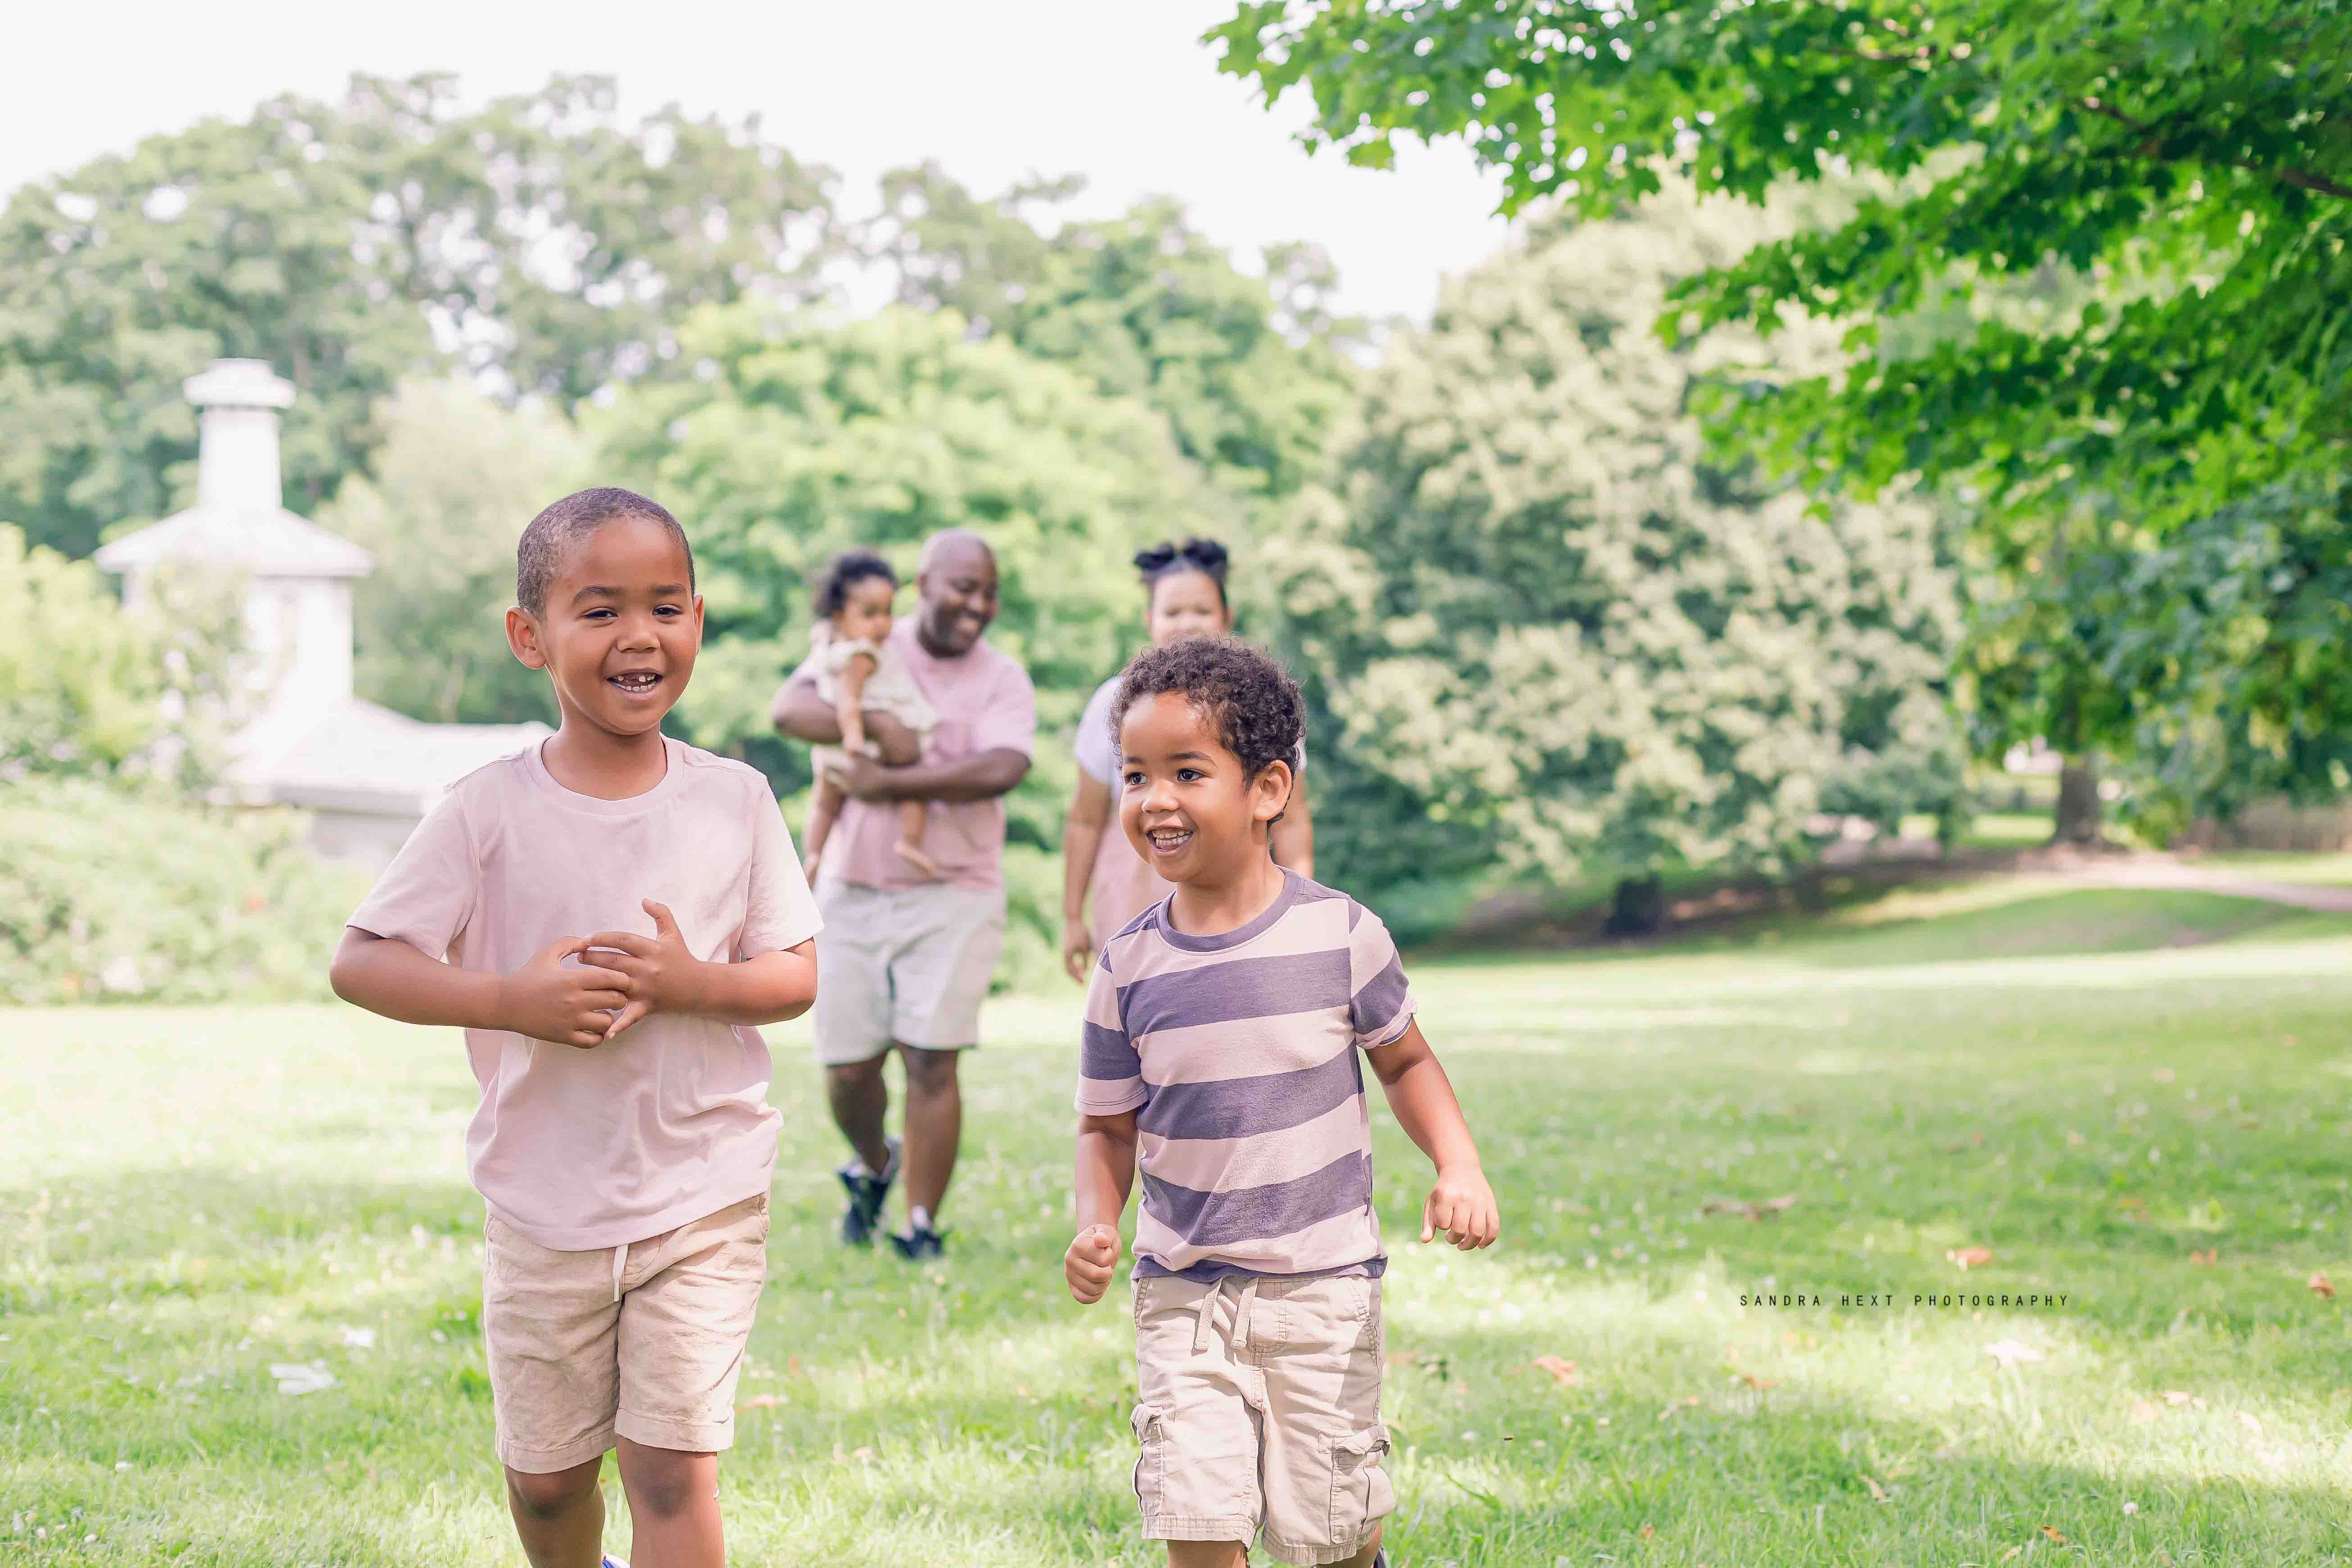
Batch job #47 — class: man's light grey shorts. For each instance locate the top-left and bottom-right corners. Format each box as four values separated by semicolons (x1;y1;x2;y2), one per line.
811;879;1006;1065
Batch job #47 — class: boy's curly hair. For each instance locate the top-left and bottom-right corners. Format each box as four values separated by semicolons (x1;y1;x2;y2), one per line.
811;548;898;617
1110;635;1304;786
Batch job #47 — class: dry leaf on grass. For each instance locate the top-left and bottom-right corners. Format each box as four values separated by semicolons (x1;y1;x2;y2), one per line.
1947;1245;1994;1269
1532;1355;1578;1388
2162;1389;2196;1406
2310;1272;2336;1299
1700;1194;1797;1221
2130;1399;2159;1424
1737;1371;1780;1390
2041;1524;2071;1544
740;1394;782;1410
2189;1250;2217;1266
1861;1474;1888;1503
1639;1523;1655;1540
1984;1338;2043;1369
2238;1411;2264;1437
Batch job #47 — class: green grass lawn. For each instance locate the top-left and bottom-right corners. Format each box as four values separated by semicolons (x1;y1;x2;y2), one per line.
9;884;2352;1564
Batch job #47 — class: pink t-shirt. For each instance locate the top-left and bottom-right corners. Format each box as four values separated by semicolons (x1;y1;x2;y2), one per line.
347;737;822;1251
804;619;1036;893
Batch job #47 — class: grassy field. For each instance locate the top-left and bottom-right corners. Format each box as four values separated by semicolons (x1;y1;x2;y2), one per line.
9;881;2352;1564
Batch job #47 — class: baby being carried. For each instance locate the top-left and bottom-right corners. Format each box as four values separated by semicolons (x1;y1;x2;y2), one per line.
802;549;940;882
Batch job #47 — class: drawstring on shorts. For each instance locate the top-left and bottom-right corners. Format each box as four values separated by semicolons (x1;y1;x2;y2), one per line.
1191;1275;1260;1356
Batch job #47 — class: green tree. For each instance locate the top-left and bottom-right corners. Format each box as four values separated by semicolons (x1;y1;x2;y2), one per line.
1212;0;2352;813
0;525;159;778
0;73;838;560
1258;186;1966;924
868;164;1357;512
1211;0;2347;520
0;524;258;791
593;303;1225;961
319;378;590;726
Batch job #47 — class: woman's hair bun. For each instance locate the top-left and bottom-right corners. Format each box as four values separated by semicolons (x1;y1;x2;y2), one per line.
1134;536;1229;582
1176;537;1229;576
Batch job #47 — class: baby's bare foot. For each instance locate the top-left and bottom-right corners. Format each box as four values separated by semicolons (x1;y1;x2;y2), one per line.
893;841;944;880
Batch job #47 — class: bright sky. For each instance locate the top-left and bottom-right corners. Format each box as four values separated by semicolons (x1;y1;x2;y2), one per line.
5;0;1514;325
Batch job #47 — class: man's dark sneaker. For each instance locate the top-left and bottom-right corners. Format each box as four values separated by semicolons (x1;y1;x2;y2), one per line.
836;1136;900;1246
888;1224;946;1261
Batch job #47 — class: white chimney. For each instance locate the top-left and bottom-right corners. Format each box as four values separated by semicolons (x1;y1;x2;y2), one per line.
185;358;296;512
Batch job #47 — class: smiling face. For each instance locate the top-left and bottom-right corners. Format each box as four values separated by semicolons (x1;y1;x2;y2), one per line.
1145;569;1230;648
505;515;702;739
833;572;898;644
1118;690;1292;888
914;535;999;657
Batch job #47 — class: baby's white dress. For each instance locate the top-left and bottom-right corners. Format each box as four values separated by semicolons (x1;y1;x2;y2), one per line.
809;621;937;779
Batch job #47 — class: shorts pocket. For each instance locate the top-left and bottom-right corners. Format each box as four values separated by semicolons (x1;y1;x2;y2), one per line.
1129;1402;1170;1519
1329;1423;1394;1541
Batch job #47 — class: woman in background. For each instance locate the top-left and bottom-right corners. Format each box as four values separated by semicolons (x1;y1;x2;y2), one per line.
1060;537;1314;980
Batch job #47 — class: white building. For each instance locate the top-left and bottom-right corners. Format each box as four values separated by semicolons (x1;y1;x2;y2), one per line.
96;359;547;867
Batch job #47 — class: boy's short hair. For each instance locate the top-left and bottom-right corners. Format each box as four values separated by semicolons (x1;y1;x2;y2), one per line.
515;487;694;616
1112;635;1304;783
812;548;898;618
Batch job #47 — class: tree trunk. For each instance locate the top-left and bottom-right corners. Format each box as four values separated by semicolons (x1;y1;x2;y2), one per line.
1605;874;1667;938
2052;755;2104;846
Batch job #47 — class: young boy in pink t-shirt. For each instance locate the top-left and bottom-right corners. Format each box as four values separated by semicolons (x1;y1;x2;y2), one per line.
331;487;820;1568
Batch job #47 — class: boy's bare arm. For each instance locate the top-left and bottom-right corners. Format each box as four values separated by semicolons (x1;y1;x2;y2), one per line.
329;926;629;1048
1066;1110;1139;1303
1368;1020;1501;1250
585;900;818;1036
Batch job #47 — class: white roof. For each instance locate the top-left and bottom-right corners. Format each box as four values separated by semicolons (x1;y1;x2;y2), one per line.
228;698;548;816
95;503;374;580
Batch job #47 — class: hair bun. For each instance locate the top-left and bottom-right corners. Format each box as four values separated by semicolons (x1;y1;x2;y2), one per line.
1132;541;1180;574
1177;537;1229;576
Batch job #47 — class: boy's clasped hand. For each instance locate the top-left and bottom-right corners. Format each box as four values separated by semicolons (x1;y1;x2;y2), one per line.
493;898;700;1047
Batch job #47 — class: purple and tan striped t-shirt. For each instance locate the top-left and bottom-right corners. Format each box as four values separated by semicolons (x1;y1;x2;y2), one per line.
1075;870;1416;1281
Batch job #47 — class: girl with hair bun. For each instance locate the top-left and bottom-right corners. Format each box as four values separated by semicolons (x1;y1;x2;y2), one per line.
1059;537;1314;980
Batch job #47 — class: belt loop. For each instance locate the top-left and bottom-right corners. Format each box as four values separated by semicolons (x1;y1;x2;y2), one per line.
611;1240;628;1304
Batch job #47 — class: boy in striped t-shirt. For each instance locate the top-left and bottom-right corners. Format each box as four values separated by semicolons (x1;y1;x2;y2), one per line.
1065;636;1499;1568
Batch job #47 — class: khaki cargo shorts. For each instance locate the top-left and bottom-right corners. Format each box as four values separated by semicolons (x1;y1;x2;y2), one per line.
1130;1272;1393;1566
811;880;1006;1062
483;1193;769;1473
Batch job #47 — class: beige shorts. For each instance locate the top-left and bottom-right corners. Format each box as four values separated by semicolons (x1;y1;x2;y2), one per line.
1130;1272;1393;1566
483;1194;769;1473
811;880;1005;1063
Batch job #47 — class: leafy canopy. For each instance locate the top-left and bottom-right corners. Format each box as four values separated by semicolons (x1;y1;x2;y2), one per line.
317;379;591;728
0;73;837;558
1255;186;1966;897
1209;0;2352;528
868;163;1358;510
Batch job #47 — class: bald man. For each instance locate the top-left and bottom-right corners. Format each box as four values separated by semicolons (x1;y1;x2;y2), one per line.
770;531;1035;1260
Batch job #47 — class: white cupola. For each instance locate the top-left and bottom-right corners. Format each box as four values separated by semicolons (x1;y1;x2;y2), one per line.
96;358;374;716
96;358;548;866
